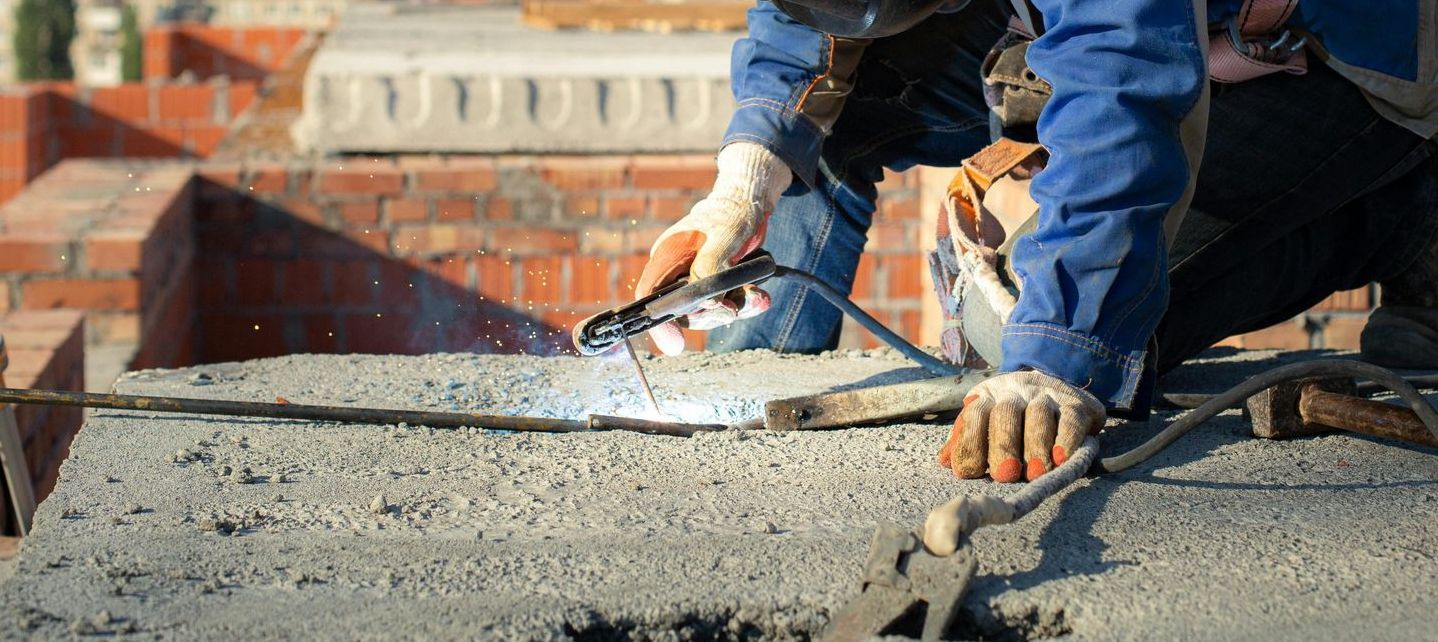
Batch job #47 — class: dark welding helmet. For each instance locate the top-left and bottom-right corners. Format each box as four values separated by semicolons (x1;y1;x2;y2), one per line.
771;0;970;38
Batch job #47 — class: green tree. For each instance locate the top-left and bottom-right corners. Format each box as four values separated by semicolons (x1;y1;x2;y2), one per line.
13;0;77;80
120;4;141;82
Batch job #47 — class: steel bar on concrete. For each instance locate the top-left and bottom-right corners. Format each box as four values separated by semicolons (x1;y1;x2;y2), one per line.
763;370;998;431
0;388;721;437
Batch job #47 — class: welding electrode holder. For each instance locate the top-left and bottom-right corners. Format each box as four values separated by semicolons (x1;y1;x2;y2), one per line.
571;251;778;356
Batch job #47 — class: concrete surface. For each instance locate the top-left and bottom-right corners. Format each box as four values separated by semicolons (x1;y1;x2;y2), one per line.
2;348;1437;640
293;4;736;154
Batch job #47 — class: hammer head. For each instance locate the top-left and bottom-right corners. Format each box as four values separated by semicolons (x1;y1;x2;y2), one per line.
1246;376;1357;439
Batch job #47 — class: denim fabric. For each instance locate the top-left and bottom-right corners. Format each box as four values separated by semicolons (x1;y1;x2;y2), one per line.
711;3;1438;413
709;1;1007;354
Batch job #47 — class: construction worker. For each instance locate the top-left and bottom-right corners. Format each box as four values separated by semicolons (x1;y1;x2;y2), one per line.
635;0;1438;483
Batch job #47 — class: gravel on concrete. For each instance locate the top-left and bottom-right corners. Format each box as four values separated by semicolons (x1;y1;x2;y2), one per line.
2;347;1437;640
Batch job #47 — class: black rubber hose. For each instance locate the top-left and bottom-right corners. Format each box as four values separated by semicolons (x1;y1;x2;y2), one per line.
1098;359;1438;473
772;266;962;377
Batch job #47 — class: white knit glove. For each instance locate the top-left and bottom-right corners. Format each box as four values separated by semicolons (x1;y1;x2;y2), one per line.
937;370;1105;483
634;142;792;355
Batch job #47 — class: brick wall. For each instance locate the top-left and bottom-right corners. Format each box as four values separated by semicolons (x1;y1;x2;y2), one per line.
0;310;84;535
145;24;309;82
0;161;198;387
192;155;926;359
0;81;260;205
0;86;54;204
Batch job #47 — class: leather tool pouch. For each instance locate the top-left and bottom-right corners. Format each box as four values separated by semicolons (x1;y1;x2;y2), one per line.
929;138;1048;368
981;27;1051;134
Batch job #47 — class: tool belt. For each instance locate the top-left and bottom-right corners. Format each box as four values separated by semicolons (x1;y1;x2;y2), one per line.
929;138;1045;368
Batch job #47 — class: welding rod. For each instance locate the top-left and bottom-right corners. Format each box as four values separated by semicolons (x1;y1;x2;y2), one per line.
0;387;724;437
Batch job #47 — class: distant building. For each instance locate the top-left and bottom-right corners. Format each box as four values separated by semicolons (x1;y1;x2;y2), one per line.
73;0;126;86
207;0;344;28
63;0;339;86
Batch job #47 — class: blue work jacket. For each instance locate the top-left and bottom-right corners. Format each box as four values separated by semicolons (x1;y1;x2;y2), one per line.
723;0;1437;410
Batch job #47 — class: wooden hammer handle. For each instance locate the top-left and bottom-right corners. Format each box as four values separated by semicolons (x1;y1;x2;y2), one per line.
1299;388;1438;448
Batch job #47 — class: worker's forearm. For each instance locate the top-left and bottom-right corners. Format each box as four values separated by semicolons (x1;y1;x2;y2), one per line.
1001;0;1209;411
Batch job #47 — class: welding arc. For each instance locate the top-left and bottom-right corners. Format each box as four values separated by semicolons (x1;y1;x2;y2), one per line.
1098;359;1438;473
0;388;724;437
773;267;961;377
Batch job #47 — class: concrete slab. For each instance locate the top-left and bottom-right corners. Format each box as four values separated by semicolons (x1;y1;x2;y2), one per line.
293;4;738;155
2;349;1437;640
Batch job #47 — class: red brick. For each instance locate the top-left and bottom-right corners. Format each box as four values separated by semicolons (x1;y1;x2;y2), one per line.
349;229;392;254
190;126;228;157
88;84;150;121
411;162;497;193
375;260;421;306
569;257;610;305
197;165;241;188
121;128;180;157
302;315;340;353
416;256;469;289
332;260;377;305
317;163;404;196
0;237;70;272
605;196;646;220
883;255;925;299
626;226;667;253
342;312;415;355
202;314;286;362
336;200;381;225
434;197;477;222
648;195;696;221
579;228;626;255
281;259;327;305
475;256;516;303
276;198;322;224
489;228;577;255
392;224;485;255
880;195;921;220
387;198;429;223
21;279;140;310
868;222;912;252
631;156;715;191
484;197;514;221
539;157;628;190
84;229;145;272
229;82;259;116
197;259;230;307
240;166;286;193
519;257;563;304
234;259;280;305
0;281;10;313
617;253;648;297
156;85;215;122
851;254;877;300
566;195;601;217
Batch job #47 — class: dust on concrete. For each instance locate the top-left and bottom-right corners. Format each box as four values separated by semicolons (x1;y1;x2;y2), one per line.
1;348;1437;640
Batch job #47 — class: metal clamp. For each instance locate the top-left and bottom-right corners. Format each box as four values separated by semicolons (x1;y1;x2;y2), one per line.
823;523;978;642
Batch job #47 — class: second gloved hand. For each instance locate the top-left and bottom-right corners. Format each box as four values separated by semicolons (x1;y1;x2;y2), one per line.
634;142;792;355
938;370;1105;483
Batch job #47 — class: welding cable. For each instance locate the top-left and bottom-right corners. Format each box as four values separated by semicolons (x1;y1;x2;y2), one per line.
1097;359;1438;473
923;435;1100;555
1156;373;1438;410
773;266;962;377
